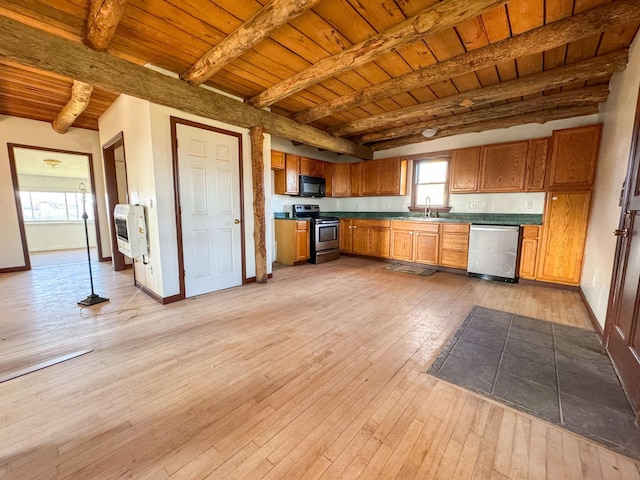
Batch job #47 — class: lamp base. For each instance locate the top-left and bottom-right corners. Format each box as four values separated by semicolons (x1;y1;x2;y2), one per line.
78;294;110;306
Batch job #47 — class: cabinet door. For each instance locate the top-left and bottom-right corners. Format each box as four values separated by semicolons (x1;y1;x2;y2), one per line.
352;225;369;255
325;163;333;197
519;238;539;279
391;229;413;260
294;221;309;261
370;228;390;257
450;147;481;192
350;163;362;196
332;163;350;197
414;231;439;264
285;154;300;194
480;141;528;192
361;160;381;196
271;150;285;170
313;160;325;178
379;158;407;195
537;191;591;285
548;125;601;188
340;219;352;252
299;157;313;176
526;138;549;191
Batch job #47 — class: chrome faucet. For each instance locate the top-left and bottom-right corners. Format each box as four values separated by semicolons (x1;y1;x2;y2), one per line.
424;196;431;218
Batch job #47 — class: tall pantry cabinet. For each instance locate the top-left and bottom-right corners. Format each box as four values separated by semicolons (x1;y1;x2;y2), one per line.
536;125;601;286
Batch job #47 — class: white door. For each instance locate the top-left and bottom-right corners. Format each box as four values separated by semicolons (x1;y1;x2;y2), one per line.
177;123;242;297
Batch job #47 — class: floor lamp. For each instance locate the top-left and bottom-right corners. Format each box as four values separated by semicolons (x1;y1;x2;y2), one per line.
77;182;109;307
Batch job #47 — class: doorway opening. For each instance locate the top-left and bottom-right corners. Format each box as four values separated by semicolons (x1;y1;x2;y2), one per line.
8;144;104;270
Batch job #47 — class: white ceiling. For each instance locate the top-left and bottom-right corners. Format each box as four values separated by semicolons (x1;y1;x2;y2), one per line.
13;147;91;179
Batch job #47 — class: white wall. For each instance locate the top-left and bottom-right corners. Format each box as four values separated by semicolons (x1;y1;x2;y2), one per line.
25;222;96;251
582;37;640;328
0;116;109;269
99;95;272;298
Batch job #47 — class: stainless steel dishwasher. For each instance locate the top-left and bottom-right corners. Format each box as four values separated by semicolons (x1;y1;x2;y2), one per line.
467;225;520;282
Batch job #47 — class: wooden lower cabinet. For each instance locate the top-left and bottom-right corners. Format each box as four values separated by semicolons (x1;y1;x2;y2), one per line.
343;219;392;257
519;225;540;279
536;191;592;285
391;221;439;264
275;219;309;265
340;218;353;252
439;223;470;269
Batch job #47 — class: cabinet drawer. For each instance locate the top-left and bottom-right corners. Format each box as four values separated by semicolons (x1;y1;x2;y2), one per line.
353;219;391;229
441;233;469;252
440;250;468;269
441;223;470;234
391;221;440;233
521;225;540;239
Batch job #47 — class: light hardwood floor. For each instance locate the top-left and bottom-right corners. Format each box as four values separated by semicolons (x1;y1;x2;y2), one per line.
0;256;638;479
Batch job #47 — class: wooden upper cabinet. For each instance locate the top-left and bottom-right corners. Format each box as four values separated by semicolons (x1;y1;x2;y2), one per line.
548;124;602;189
450;147;481;192
274;154;300;195
380;158;407;195
361;160;381;196
324;163;333;197
299;156;313;176
537;191;592;285
526;138;549;191
350;163;362;197
331;163;350;197
271;150;285;170
480;141;528;192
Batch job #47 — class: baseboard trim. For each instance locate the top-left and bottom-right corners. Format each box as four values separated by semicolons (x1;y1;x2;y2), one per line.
135;281;183;305
517;278;580;291
579;287;604;339
0;265;29;273
245;273;274;284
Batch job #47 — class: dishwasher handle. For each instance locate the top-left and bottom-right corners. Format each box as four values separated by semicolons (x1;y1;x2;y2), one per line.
470;225;520;232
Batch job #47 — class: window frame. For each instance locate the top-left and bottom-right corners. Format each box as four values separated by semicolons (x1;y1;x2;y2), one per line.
409;153;451;211
20;190;95;222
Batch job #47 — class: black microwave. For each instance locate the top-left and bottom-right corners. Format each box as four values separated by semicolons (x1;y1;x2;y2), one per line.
298;175;326;197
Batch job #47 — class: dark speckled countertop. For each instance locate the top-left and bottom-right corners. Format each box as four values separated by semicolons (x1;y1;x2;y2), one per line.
321;212;543;225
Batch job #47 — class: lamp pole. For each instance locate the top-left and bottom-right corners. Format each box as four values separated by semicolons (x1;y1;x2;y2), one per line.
77;182;109;306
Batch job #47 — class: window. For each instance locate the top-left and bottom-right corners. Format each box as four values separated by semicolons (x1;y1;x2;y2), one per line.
411;155;450;208
20;191;94;222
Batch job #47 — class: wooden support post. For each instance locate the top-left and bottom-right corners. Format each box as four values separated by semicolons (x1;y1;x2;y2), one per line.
250;126;268;284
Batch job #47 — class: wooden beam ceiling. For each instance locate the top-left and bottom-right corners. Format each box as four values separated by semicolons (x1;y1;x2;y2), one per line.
51;80;94;133
247;0;510;108
181;0;323;86
293;0;640;125
358;85;611;144
371;105;601;151
0;16;372;158
328;50;628;137
85;0;129;52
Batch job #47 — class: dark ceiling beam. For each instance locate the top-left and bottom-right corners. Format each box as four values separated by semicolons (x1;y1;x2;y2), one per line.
294;0;640;125
247;0;510;108
357;85;610;144
0;16;372;158
371;105;600;151
328;50;628;137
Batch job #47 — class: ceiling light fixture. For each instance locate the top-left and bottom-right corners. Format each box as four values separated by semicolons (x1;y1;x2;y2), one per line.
43;159;63;169
421;128;438;138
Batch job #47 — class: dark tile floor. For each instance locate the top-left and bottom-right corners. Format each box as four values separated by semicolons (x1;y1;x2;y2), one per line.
428;306;640;459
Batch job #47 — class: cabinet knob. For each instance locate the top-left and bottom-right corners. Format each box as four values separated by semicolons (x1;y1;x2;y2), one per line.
409;231;413;235
614;229;629;237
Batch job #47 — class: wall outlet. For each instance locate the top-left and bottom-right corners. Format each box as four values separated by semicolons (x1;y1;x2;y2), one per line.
526;200;533;210
468;201;479;209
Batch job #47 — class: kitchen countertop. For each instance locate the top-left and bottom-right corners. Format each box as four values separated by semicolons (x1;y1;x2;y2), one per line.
274;212;542;225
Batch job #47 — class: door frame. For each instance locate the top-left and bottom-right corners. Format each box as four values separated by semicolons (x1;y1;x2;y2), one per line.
170;116;246;299
7;143;105;270
604;87;640;344
102;132;129;271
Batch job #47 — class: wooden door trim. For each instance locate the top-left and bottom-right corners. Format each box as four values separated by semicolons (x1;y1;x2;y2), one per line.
170;117;246;300
6;143;105;268
102;131;127;271
604;89;640;343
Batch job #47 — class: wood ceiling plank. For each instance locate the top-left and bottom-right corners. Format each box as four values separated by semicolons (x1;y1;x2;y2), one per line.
517;52;544;77
474;65;501;87
425;29;467;62
407;86;438;104
507;0;544;35
311;0;375;44
333;70;372;91
0;15;372;157
480;4;510;43
328;50;626;136
598;23;640;55
426;79;461;99
345;0;408;32
373;51;414;78
161;0;247;34
0;5;81;41
455;15;490;51
450;72;482;93
268;24;333;64
394;0;438;17
248;0;510;108
395;42;437;70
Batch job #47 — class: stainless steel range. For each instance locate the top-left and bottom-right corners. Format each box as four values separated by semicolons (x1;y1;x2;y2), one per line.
293;204;340;264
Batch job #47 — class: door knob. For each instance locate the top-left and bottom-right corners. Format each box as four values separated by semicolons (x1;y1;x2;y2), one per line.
234;219;240;224
614;229;628;237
